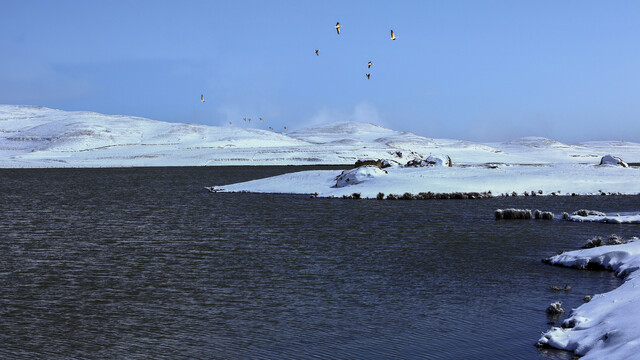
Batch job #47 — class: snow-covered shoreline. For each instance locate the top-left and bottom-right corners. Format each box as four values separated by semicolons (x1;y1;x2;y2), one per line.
538;241;640;359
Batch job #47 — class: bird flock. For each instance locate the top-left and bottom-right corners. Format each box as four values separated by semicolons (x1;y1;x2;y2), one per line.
319;22;397;81
201;21;396;132
201;97;285;131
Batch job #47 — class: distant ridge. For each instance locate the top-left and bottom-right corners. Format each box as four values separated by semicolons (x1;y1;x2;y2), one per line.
1;105;639;168
501;136;573;149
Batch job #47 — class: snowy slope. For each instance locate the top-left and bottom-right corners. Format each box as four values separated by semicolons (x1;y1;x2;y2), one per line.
2;105;640;167
0;105;308;167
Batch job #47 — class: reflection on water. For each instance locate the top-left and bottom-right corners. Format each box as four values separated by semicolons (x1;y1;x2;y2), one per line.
0;167;635;359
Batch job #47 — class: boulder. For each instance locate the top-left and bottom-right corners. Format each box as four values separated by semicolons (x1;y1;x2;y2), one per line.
335;165;387;188
599;154;629;168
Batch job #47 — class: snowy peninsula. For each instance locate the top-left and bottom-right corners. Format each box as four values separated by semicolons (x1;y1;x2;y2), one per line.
3;105;640;196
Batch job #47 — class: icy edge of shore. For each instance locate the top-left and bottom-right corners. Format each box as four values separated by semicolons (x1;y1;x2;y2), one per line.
537;241;640;359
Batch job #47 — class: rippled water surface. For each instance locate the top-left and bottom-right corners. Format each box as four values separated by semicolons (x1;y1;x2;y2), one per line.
1;166;638;359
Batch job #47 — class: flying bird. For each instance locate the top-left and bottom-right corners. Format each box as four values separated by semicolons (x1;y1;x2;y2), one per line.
335;22;341;35
248;118;252;123
260;117;264;122
315;49;319;56
368;61;373;68
201;94;206;102
243;117;247;121
269;127;273;130
229;122;233;126
366;73;371;79
284;126;288;131
390;29;397;40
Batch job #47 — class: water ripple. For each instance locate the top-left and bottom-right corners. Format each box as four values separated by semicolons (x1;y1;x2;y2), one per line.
1;167;634;359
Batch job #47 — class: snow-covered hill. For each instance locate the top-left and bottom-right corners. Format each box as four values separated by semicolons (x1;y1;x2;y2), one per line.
1;105;639;167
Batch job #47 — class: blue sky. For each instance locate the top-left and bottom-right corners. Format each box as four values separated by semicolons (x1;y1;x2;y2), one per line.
1;0;639;142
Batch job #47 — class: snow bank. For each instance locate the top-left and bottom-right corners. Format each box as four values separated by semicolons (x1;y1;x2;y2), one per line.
538;240;640;359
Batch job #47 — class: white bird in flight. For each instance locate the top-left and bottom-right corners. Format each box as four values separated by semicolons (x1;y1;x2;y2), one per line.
335;22;341;35
390;29;397;40
368;61;373;68
201;94;206;102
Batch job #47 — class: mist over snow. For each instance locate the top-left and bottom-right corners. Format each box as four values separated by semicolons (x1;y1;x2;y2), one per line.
297;101;388;131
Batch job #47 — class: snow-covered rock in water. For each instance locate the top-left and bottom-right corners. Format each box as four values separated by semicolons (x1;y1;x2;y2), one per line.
546;301;564;315
567;209;640;224
406;154;452;167
534;210;554;220
569;214;640;224
335;166;387;187
582;234;628;248
495;208;532;220
599;154;629;168
573;209;607;217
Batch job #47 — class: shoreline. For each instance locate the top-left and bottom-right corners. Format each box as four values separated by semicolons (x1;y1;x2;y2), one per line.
537;241;640;359
216;190;640;200
215;163;640;199
0;164;355;170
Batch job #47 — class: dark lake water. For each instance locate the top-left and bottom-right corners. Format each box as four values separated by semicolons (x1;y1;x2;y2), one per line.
1;166;638;359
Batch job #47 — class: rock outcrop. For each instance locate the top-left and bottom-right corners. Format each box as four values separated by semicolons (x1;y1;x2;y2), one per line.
406;154;452;167
354;158;392;169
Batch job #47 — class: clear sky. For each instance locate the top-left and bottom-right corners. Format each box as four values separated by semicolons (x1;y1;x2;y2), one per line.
1;0;639;142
